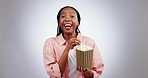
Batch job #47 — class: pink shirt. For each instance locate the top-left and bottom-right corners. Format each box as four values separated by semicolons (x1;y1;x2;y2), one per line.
43;33;104;78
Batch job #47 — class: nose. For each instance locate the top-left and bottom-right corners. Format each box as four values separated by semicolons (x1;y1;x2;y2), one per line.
64;16;71;22
65;19;70;22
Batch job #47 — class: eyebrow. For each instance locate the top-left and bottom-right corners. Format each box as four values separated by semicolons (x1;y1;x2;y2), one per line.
61;12;76;15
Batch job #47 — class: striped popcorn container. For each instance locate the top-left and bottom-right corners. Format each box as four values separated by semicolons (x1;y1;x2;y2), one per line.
76;44;93;71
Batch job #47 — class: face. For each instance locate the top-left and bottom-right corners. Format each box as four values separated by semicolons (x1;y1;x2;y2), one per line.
59;8;79;35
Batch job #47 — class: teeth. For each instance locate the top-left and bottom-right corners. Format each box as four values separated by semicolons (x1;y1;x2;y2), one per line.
65;24;71;27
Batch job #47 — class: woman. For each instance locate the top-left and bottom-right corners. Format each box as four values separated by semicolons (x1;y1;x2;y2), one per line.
43;6;104;78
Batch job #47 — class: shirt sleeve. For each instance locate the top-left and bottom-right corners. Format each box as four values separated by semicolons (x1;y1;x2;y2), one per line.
43;39;61;78
91;41;104;78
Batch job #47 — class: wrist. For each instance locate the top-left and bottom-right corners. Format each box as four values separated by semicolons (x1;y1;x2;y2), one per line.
65;46;71;51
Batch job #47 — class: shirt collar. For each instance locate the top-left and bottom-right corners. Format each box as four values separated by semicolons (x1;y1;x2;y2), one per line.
56;33;82;46
56;34;66;46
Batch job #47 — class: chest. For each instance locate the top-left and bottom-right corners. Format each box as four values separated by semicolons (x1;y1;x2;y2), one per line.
53;44;66;60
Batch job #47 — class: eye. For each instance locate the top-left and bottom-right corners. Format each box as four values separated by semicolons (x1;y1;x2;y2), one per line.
70;15;75;18
61;15;65;18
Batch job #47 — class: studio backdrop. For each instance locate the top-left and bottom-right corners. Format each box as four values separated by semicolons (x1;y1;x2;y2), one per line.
0;0;148;78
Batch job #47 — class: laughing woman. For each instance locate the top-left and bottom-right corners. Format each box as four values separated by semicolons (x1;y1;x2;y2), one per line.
43;6;104;78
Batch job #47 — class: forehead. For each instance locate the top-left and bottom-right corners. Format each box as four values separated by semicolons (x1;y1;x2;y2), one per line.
60;8;77;15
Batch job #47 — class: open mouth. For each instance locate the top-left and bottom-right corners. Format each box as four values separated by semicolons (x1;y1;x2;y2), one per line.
64;23;72;27
64;23;72;30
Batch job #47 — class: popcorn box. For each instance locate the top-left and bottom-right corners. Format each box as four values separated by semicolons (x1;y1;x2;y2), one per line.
76;44;93;71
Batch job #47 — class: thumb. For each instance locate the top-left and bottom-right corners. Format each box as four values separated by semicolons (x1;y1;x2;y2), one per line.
86;68;91;71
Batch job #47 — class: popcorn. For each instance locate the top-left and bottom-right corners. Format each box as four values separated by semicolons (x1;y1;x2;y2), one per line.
76;44;93;51
76;44;93;71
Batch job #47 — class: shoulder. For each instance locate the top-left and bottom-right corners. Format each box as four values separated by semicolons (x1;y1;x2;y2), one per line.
44;36;57;44
79;34;96;47
82;35;94;41
80;34;95;42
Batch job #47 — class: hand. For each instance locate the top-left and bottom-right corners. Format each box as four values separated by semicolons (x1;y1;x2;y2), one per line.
77;66;93;78
67;38;80;49
83;68;93;78
77;66;83;72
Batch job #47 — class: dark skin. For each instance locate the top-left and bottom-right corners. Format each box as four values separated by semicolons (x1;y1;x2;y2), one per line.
77;67;94;78
57;7;93;77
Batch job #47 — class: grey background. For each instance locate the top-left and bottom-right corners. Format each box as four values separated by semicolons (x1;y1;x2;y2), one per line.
0;0;148;78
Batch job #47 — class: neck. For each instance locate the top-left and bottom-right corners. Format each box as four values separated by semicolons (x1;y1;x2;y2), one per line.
63;32;77;42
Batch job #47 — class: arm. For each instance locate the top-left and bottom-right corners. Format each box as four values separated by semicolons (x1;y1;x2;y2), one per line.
43;38;80;77
91;42;104;78
43;39;61;78
58;38;80;76
58;46;70;76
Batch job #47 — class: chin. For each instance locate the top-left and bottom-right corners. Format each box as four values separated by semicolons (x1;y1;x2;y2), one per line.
66;32;73;35
64;31;73;35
